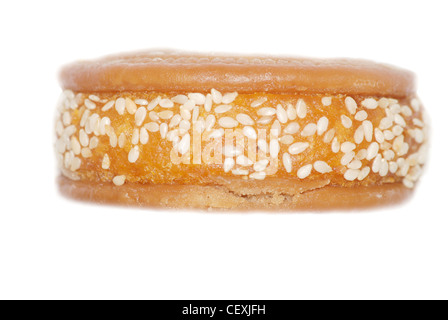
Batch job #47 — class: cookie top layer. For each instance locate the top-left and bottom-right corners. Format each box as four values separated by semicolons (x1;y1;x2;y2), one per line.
60;50;415;97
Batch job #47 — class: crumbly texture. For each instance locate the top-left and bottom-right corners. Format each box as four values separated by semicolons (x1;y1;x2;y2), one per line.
55;90;428;195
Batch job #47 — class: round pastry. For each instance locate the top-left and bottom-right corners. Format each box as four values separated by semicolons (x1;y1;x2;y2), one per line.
55;50;428;210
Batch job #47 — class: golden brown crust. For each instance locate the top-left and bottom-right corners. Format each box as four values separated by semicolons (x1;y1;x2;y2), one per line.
58;176;412;211
59;50;415;97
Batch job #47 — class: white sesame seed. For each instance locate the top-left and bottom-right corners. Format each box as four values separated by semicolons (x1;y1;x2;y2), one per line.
125;98;137;114
251;97;268;108
379;159;389;176
379;117;393;130
80;109;90;127
209;129;224;139
284;122;300;135
286;103;297;121
158;98;173;109
257;116;273;124
297;164;312;179
317;117;329;135
322;97;332;106
389;161;398;174
354;125;364;144
394;114;406;127
140;127;149;144
115;98;125;115
383;149;395;161
403;178;414;188
84;99;96;110
392;125;404;136
362;120;373;142
378;98;390;109
243;126;257;140
411;98;421;112
205;115;216;131
160;123;168;139
366;142;379;160
135;107;147;126
281;153;292;173
204;94;212;112
143;122;159;133
356;148;367;160
314;161;332;173
109;132;117;148
177;134;190;155
341;151;355;166
361;98;378;109
128;146;139;163
357;167;370;181
180;109;191;121
223;158;235;173
254;159;269;172
215;104;232;114
166;130;179;142
232;169;249;176
192;106;199;122
179;120;191;131
70;157;81;171
102;154;110;169
413;118;424;127
341;141;356;153
296;99;307;119
331;137;340;153
131;128;139;145
341;115;352;129
81;148;92;158
99;117;110;135
188;93;206;105
79;129;89;147
279;135;294;145
88;94;100;102
381;141;392;150
70;136;81;155
344;169;359;181
236;155;253;166
211;89;222;104
383;130;394;140
168;114;181;128
236;113;254;126
249;171;266;180
345;97;357;115
276;104;288;124
270;139;280;158
257;139;268;153
89;136;99;149
55;138;66;154
219;117;238;128
113;175;126;186
372;154;382;173
301;123;317;137
323;128;335;144
62;111;71;126
118;133;126;148
271;120;281;137
258;107;276;117
147;96;160;111
158;110;174;120
348;159;362;170
222;92;238;104
354;110;367;121
414;129;424;143
375;128;385;143
134;99;148;106
288;142;309;155
55;121;64;136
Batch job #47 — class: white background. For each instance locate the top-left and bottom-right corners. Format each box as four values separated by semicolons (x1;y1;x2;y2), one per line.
0;0;447;300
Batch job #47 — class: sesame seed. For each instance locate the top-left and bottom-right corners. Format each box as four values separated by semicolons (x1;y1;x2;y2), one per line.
131;128;139;145
279;135;294;145
205;115;216;131
251;97;268;108
362;120;373;142
140;127;149;144
204;94;212;112
70;157;81;171
254;159;269;172
62;112;71;126
179;119;191;131
354;125;364;144
80;109;90;127
177;134;191;155
375;128;385;143
379;159;389;176
188;93;206;105
115;98;125;115
55;121;64;136
147;96;160;111
88;94;100;102
180;109;191;121
366;142;379;160
160;123;168;139
284;122;300;134
348;159;362;170
142;122;159;134
341;115;352;128
112;175;126;186
317;117;329;135
270;139;280;158
215;104;232;114
168;114;181;128
413;118;424;127
102;154;110;169
159;98;174;109
288;142;309;155
394;114;406;127
224;158;235;173
392;125;404;136
297;164;312;179
296;99;307;119
84;99;96;110
323;128;335;144
232;168;249;176
118;133;126;148
282;153;292;173
89;136;99;149
383;130;394;141
166;130;179;142
331;137;340;153
301;123;317;137
79;129;89;147
314;161;332;173
209;129;224;139
128;146;139;163
109;132;117;148
81;148;92;158
383;149;395;161
357;167;370;181
389;161;398;174
134;99;148;106
286;104;297;121
249;172;266;180
379;117;393;130
356;148;367;160
361;98;378;109
158;110;174;120
258;107;276;117
411;98;421;112
381;141;392;150
102;101;115;112
403;178;414;188
257;116;273;124
70;136;81;155
211;89;222;104
345;97;357;115
354;110;367;121
135;107;147;126
341;151;355;166
224;145;242;157
219;117;238;128
243;126;257;140
257;139;268;153
236;155;253;166
414;129;424;143
378;98;390;109
344;169;359;181
125;98;137;114
236;113;254;126
372;154;382;173
271;120;281;137
99;117;111;135
322;97;332;106
192;106;199;122
222;92;238;104
276;104;288;124
341;141;356;153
